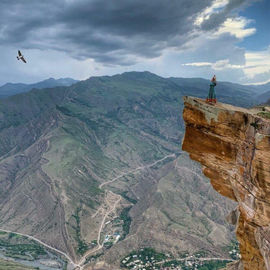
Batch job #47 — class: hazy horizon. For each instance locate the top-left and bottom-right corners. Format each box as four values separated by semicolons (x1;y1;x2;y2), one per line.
1;70;270;88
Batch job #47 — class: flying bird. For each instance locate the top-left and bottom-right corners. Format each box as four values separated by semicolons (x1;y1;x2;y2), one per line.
17;50;27;63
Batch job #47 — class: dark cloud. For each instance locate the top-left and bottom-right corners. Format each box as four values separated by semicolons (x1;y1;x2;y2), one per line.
0;0;249;65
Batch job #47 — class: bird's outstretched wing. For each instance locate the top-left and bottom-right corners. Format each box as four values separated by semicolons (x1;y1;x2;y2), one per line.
18;50;22;56
21;56;27;63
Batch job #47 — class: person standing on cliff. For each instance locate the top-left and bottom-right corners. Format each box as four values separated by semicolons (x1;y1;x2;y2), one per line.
206;75;217;104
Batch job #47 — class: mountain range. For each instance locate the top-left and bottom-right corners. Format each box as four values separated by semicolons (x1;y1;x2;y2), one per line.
0;71;268;269
1;75;269;106
0;77;78;98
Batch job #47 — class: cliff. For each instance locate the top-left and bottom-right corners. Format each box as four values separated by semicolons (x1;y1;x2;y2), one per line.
182;96;270;270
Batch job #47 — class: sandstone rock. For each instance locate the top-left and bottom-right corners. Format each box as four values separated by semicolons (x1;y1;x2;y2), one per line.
182;96;270;270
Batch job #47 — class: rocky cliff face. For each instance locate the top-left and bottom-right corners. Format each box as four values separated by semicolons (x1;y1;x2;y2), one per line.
182;96;270;270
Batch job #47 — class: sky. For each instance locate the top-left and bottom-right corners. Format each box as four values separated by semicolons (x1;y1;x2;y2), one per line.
0;0;269;85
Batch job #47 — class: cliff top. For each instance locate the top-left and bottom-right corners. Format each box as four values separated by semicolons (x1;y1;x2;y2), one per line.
183;96;270;121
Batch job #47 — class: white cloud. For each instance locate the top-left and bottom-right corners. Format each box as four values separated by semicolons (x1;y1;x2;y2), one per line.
183;59;244;70
181;46;270;85
216;17;256;38
183;62;212;67
247;79;270;85
195;0;229;26
181;5;270;85
242;47;270;83
213;59;244;69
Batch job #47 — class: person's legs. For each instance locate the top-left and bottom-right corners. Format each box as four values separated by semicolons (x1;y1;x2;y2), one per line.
206;85;214;102
212;87;216;103
209;85;214;102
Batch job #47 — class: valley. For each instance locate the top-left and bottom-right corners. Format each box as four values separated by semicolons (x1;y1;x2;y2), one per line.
0;72;258;269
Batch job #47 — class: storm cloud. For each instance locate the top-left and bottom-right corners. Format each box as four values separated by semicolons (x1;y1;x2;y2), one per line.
0;0;249;65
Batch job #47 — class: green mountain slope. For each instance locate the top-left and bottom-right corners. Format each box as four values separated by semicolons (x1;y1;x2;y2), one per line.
0;72;247;268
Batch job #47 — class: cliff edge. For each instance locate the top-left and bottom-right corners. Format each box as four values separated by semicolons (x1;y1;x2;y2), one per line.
182;96;270;270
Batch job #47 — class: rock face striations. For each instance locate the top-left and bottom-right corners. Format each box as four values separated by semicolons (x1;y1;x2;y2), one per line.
182;96;270;270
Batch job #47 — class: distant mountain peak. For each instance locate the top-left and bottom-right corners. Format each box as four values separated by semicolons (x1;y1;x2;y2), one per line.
120;70;162;78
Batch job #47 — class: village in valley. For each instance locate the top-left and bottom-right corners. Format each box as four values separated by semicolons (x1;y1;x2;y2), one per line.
119;245;241;270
